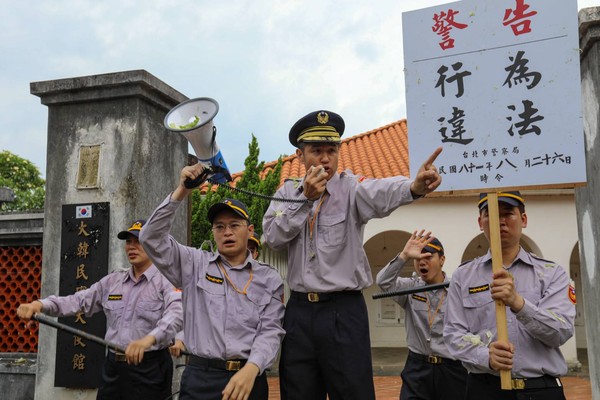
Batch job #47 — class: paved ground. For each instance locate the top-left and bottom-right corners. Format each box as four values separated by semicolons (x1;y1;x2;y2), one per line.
265;348;593;399
266;376;592;399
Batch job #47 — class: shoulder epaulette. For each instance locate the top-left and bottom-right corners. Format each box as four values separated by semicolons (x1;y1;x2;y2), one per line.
284;177;302;189
457;257;478;268
529;253;557;267
256;261;279;271
339;170;354;179
456;254;492;269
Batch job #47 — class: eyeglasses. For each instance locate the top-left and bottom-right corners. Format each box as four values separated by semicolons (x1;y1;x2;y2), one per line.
212;222;248;233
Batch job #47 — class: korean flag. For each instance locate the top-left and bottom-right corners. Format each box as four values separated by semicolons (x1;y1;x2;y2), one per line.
76;205;93;219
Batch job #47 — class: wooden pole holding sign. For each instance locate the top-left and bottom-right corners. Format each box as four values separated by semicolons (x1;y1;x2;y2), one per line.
486;192;512;390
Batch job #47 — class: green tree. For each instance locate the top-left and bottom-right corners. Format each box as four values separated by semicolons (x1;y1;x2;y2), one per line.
0;150;45;211
190;135;282;248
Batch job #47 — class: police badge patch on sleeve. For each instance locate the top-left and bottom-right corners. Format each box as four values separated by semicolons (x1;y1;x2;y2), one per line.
568;280;576;304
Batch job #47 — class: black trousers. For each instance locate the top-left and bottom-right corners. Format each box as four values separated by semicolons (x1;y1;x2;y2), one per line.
97;349;173;400
179;362;268;400
466;373;566;400
400;351;467;400
279;291;375;400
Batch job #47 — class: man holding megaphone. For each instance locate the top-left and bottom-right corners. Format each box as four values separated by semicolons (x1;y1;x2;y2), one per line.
139;168;285;400
168;233;264;358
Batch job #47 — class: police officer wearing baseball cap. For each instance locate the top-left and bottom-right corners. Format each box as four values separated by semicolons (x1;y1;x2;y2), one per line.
248;232;261;260
477;191;525;211
168;216;267;373
18;219;183;400
263;110;443;400
444;192;575;399
377;231;467;400
140;166;285;400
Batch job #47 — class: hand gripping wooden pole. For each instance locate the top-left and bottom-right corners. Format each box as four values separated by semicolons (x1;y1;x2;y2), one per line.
487;192;512;390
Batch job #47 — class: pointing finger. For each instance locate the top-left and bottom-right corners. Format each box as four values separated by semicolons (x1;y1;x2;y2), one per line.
423;147;443;168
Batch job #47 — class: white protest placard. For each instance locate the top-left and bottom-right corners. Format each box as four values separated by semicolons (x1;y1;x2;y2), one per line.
403;0;586;192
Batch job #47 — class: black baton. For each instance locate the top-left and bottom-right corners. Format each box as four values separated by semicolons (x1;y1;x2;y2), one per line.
372;281;450;299
32;313;192;357
33;313;125;353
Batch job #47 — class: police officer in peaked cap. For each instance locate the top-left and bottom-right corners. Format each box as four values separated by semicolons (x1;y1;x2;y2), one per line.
263;109;443;400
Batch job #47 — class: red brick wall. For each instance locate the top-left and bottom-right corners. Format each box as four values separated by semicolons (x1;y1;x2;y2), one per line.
0;246;42;352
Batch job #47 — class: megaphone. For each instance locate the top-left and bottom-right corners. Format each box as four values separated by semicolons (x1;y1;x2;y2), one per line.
164;97;232;187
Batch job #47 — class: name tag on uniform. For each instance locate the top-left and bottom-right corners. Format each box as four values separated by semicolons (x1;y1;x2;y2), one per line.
468;284;490;294
206;273;224;284
411;294;427;302
108;294;123;301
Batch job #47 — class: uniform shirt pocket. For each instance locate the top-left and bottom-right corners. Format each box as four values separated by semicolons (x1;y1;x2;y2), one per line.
197;275;226;317
318;213;347;248
462;290;495;332
410;296;429;313
103;300;125;328
136;300;163;325
239;290;271;329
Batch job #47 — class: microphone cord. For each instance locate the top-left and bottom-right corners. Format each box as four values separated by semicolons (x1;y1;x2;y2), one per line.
203;126;306;203
209;181;308;204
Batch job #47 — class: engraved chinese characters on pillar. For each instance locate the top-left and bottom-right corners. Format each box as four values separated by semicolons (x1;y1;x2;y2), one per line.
56;203;109;388
72;353;86;371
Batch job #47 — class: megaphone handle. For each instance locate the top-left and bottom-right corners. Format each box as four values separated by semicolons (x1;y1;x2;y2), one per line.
184;176;204;189
207;165;232;183
184;168;212;189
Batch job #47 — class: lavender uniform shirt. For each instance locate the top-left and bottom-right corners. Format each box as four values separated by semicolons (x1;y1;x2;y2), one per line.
139;195;285;375
263;170;416;293
40;265;183;350
443;248;575;378
376;255;453;359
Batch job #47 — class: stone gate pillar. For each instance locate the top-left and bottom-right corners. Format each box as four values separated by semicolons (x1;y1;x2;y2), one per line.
575;7;600;400
30;70;189;399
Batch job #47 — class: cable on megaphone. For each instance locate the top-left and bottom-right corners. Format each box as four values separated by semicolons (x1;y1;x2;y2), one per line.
211;181;308;203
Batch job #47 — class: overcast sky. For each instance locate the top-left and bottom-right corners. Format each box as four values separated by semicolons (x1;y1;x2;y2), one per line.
1;0;597;178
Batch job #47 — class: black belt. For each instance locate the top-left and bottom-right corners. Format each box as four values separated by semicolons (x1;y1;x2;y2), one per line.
408;350;461;365
290;290;362;303
470;373;563;390
188;355;247;371
108;348;168;363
